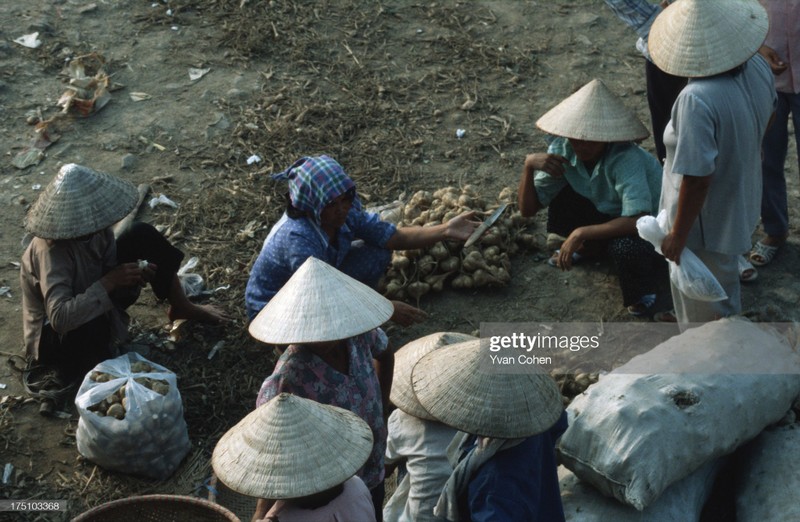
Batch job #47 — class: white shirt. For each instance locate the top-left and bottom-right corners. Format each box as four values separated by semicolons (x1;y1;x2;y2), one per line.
383;410;457;522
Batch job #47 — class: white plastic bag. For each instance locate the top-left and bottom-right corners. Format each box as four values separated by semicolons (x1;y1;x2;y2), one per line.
178;256;205;297
75;353;190;480
636;211;727;302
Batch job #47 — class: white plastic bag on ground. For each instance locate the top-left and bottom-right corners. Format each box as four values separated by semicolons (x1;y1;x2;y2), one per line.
636;210;727;302
558;318;800;510
736;423;800;521
75;352;191;480
559;458;721;522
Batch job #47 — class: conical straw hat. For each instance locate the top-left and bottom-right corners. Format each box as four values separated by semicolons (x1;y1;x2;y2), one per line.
536;79;649;142
648;0;767;78
212;393;373;499
411;339;563;438
391;332;477;420
248;257;394;344
25;163;139;240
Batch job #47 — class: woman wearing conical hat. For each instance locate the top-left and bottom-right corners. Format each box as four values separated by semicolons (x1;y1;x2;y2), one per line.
383;332;475;522
20;164;229;388
248;257;395;521
649;0;777;324
213;393;377;522
517;79;666;317
410;339;568;521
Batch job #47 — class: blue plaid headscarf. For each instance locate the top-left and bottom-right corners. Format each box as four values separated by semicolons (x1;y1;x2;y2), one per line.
271;155;361;224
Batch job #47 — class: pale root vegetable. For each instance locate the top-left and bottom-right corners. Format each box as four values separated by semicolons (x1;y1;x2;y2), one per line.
433;186;456;199
384;280;403;299
472;268;504;287
498;186;515;203
440;192;460;208
483;245;501;258
407;281;431;300
428;206;446;222
417;255;437;276
439;256;461;273
424;272;451;292
451;273;474;289
442;210;459;222
391;254;410;271
487;265;511;284
511;211;529;227
404;203;422;221
107;403;125;420
462;251;490;273
479;229;504;247
409;190;433;208
516;232;537;248
429;242;450;261
457;194;472;208
461;184;478;196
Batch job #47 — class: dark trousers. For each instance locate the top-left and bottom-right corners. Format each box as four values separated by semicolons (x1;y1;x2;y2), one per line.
547;186;667;306
645;59;687;164
370;481;385;522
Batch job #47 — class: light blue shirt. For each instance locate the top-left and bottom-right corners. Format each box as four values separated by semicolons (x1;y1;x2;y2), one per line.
534;138;662;217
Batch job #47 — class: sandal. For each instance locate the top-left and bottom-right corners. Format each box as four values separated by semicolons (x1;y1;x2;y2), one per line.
547;250;582;268
738;256;758;282
749;240;780;267
627;294;656;317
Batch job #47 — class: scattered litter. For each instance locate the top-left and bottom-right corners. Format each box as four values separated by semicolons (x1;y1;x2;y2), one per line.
189;68;211;81
171;25;179;31
456;128;466;139
207;341;224;360
12;148;45;169
211;284;230;294
149;194;178;209
178;257;204;296
0;287;11;298
247;154;262;165
78;3;98;14
57;53;112;117
32;183;42;190
2;463;13;485
0;383;6;390
14;32;41;49
166;8;173;16
130;92;152;101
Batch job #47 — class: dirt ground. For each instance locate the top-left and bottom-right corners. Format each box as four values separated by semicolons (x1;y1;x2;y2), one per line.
0;0;798;520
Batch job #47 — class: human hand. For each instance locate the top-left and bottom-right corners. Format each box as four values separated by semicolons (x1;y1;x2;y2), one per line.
524;153;569;177
390;300;428;326
758;45;788;75
140;261;158;283
101;262;146;292
660;232;686;265
556;230;585;271
444;211;481;241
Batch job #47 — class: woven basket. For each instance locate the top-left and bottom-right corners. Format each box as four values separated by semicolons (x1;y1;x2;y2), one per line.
207;474;257;522
72;494;240;522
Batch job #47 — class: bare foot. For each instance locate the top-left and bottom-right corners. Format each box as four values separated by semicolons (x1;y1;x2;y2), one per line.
168;302;231;324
